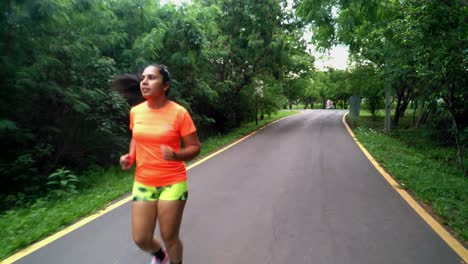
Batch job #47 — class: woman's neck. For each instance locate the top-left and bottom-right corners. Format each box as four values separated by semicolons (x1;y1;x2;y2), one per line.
146;96;169;109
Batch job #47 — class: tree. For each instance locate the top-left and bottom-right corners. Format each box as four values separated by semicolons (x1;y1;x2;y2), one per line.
0;0;131;201
296;0;468;175
347;63;385;119
0;0;324;207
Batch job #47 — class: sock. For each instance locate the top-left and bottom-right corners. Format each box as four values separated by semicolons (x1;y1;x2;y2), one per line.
152;248;166;260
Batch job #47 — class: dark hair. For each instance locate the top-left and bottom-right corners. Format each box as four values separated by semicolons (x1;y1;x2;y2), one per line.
149;64;172;88
111;64;172;105
111;73;145;106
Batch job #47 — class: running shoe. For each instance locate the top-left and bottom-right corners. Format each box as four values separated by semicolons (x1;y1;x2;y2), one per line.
150;248;169;264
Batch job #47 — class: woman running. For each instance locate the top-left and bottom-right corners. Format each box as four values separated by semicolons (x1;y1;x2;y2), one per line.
118;64;201;264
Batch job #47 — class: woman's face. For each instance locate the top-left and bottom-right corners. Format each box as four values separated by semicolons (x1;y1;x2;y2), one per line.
140;66;168;99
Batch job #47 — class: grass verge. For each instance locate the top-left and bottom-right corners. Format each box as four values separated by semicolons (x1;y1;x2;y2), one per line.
346;112;468;243
0;110;299;260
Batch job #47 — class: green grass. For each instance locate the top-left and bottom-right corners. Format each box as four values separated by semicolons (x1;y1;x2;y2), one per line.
0;110;298;260
347;113;468;243
0;167;134;260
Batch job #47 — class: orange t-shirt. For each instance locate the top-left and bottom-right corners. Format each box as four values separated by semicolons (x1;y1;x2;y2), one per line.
130;101;197;186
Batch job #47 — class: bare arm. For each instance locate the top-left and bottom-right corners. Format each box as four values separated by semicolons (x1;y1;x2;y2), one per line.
161;132;201;162
120;138;136;170
128;138;136;161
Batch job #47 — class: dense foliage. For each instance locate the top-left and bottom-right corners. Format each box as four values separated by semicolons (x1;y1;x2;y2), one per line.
0;0;314;208
296;0;468;175
1;0;466;210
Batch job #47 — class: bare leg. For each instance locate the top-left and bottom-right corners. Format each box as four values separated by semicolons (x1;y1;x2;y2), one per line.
158;200;186;263
132;201;163;253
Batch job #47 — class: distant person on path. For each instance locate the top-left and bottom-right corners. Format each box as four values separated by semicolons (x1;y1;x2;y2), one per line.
114;64;201;264
326;99;335;109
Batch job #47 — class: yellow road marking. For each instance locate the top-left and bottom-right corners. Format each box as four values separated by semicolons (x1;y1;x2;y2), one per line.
2;112;299;264
1;197;132;264
342;113;468;263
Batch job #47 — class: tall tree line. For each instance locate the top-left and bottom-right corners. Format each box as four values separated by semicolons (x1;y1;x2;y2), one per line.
296;0;467;175
0;0;313;205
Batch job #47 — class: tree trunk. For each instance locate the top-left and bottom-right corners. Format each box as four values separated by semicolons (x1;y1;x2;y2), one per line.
385;80;391;133
415;100;432;127
393;96;402;126
412;100;418;126
255;95;258;125
343;100;348;109
443;88;466;177
393;82;413;126
304;98;310;109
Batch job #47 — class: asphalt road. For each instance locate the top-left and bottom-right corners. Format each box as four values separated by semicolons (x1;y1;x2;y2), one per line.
14;110;462;264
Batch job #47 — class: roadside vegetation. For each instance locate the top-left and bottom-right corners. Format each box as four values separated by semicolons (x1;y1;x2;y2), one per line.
2;0;466;259
0;110;297;260
347;111;468;243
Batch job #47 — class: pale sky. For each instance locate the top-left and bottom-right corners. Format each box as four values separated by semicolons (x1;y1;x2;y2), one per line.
313;45;349;70
160;0;187;5
302;28;349;70
161;0;349;70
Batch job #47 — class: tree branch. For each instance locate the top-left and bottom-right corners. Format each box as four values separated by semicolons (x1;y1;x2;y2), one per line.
439;0;468;7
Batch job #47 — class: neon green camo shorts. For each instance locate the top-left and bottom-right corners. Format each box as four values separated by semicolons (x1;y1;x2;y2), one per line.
132;181;188;201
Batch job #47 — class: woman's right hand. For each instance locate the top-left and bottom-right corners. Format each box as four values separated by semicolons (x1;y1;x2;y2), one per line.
119;154;134;170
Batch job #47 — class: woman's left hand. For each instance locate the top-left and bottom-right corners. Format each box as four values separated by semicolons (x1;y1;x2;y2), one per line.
161;145;177;161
